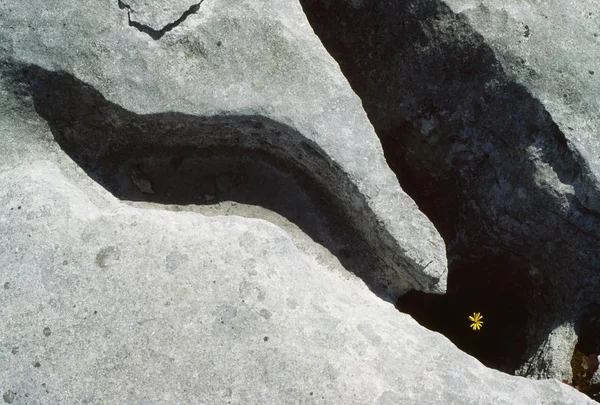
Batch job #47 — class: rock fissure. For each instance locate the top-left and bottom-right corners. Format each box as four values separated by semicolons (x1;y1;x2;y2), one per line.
6;62;445;301
0;0;598;401
300;0;600;385
117;0;205;40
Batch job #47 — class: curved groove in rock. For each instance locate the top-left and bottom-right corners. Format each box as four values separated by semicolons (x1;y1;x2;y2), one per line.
8;62;435;300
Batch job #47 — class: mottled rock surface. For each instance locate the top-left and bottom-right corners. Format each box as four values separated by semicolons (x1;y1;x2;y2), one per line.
0;0;595;403
0;160;593;404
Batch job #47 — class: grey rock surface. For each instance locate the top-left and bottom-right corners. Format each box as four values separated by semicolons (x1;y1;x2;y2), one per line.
445;0;600;197
0;0;447;299
299;0;600;382
592;356;600;385
0;0;594;403
0;159;594;404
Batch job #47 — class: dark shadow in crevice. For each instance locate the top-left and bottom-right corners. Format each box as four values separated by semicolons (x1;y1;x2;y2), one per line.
571;305;600;402
396;255;532;374
5;61;420;301
299;0;600;375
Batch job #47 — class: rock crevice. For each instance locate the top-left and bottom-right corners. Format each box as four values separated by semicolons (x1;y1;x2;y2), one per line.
299;0;600;381
117;0;205;40
6;61;443;300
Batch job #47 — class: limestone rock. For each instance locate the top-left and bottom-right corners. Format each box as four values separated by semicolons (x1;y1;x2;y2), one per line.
0;160;593;404
0;0;447;298
299;0;600;381
0;0;594;403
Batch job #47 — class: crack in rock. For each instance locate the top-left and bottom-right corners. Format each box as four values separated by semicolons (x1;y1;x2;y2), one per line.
8;63;446;301
118;0;205;40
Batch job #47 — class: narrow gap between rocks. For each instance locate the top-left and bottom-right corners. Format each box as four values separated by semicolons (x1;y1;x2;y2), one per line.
396;256;530;373
298;0;584;379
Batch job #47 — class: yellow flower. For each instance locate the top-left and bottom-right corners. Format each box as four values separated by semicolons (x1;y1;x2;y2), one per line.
469;312;484;331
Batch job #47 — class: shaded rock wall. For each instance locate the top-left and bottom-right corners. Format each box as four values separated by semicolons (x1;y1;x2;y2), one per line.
300;0;600;380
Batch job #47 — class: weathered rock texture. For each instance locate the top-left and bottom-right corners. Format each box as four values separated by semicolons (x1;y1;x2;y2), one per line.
0;0;595;403
299;0;600;382
0;160;594;404
0;0;448;299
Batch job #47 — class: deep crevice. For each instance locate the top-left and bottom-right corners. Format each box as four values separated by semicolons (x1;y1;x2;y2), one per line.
118;0;205;40
396;255;531;374
299;0;600;380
